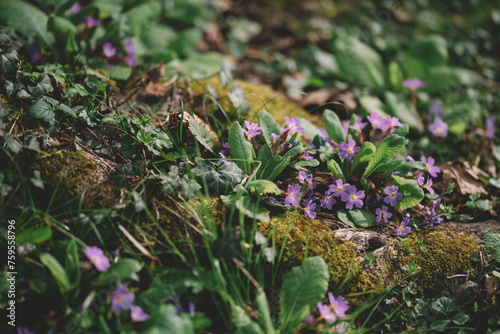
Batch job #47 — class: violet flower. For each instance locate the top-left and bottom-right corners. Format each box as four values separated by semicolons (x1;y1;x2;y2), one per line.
487;117;495;139
416;173;425;186
188;302;196;316
320;190;336;210
303;199;317;219
85;16;102;28
341;185;365;209
383;185;403;207
284;184;302;207
423;177;434;195
420;156;441;178
30;46;46;64
349;115;368;131
271;133;280;141
298;171;308;181
387;117;402;133
402;78;425;90
84;246;110;272
303;149;313;161
375;205;392;223
429;118;448;138
328;293;349;318
285;116;304;134
126;54;138;67
367;112;388;131
242;121;262;141
69;2;82;15
395;217;411;237
124;37;135;53
428;103;443;122
338;139;360;162
305;314;315;325
329;179;350;198
317;302;336;323
130;305;149;322
102;42;117;58
112;285;135;314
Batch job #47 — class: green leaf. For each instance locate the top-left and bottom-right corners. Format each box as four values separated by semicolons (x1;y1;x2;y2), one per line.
230;301;265;334
247;180;280;195
392;124;410;137
351;142;376;175
396;161;427;176
374;159;403;173
28;97;75;122
492;146;500;162
297;117;321;140
229;122;254;175
259;110;280;145
94;259;143;286
188;118;217;153
327;159;346;182
385;91;422;130
323;109;345;144
65;240;80;287
40;253;71;297
290;159;319;168
125;1;162;36
349;209;376;228
431;297;457;316
47;14;78;53
484;233;500;263
166;53;226;80
279;257;329;326
359;95;388;117
337;209;356;228
391;176;425;210
388;61;403;92
228;83;250;116
192;159;244;195
476;199;493;211
255;292;274;334
267;156;290;182
27;73;53;99
430;319;450;332
0;46;19;75
408;35;448;67
235;195;270;224
451;312;469;325
17;227;52;244
489;178;500;189
332;34;385;90
422;66;461;93
363;134;405;177
144;304;194;334
106;65;132;81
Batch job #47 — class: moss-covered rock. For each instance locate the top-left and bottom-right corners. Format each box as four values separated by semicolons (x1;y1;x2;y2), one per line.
258;211;393;305
401;230;480;295
191;77;308;123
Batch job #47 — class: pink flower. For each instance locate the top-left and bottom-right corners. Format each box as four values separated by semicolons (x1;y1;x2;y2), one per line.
242;121;262;140
285;116;304;134
320;191;336;210
338;139;360;162
340;185;365;209
284;184;302;207
429;118;448;138
395;217;411;237
102;42;116;58
69;3;82;15
387;117;402;133
375;205;392;223
420;156;441;178
130;305;149;322
84;246;110;272
367;112;389;131
383;185;403;207
85;16;101;28
271;133;280;141
416;172;425;186
423;177;434;195
328;293;349;317
112;285;135;314
303;199;317;219
486;117;495;139
349;115;368;131
317;302;336;323
402;78;424;90
329;179;350;198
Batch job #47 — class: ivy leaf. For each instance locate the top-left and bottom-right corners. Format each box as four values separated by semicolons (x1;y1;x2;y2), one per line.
450;312;469;326
192;159;244;195
484;233;500;263
259;109;280;145
28;97;75;122
188;117;217;153
229;122;254;175
363;134;405;177
0;46;19;75
27;73;53;99
431;297;457;316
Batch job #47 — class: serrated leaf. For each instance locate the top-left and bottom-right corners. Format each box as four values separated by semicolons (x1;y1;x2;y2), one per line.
229;122;254;175
27;73;53;99
94;259;143;286
391;176;425;210
188;118;217;153
259;110;280;145
323;109;345;144
484;233;500;263
349;209;376;227
396;161;427;176
280;257;329;326
40;253;71;297
290;159;319;167
363;134;405;177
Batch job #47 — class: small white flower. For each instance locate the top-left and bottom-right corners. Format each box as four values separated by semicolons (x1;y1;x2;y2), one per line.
254;231;267;245
264;247;276;262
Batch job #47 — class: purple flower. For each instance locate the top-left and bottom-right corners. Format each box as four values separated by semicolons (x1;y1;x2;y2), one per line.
30;46;46;64
305;314;315;325
329;179;350;197
429;118;448;138
387;117;402;133
402;78;425;90
367;112;388;131
242;121;263;140
405;156;415;162
219;141;230;157
395;217;411;237
303;199;317;219
17;328;35;334
69;3;82;15
271;133;280;141
319;128;329;140
423;177;434;195
428;103;443;122
317;303;336;323
328;293;349;317
112;285;135;314
487;117;495;139
285;116;304;134
84;246;110;272
284;184;302;207
420;156;441;178
102;42;117;58
349;115;368;131
320;191;336;210
130;305;149;322
375;205;392;223
304;149;313;161
341;185;365;209
383;185;403;207
423;200;443;227
416;172;425;186
298;171;308;181
124;37;135;53
189;302;196;316
338;139;360;162
126;54;138;67
85;16;102;28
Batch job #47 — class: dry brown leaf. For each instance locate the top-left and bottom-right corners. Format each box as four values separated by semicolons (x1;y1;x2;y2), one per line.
137;81;168;100
439;161;489;197
300;88;357;111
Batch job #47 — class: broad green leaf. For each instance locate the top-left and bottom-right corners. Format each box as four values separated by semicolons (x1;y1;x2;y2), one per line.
392;124;410;137
65;240;80;291
228;83;250;116
188;118;217;153
229;122;254;175
219;59;235;87
363;134;405;177
247;180;280;195
358;95;388;117
0;46;19;75
422;66;461;93
144;304;194;334
484;233;500;263
351;142;376;175
492;146;500;162
230;301;265;334
297;117;321;140
391;176;425;210
255;292;274;334
327;159;346;182
106;65;132;81
408;35;448;67
385;92;422;130
267;156;290;181
396;161;427;176
125;1;162;36
332;34;385;90
451;312;469;325
323;109;345;144
349;209;376;227
260;156;283;179
476;199;493;211
17;227;52;244
282;145;303;160
40;253;71;297
374;159;403;173
337;210;356;228
290;159;319;168
236;195;270;222
431;297;457;316
259;110;280;145
388;61;403;92
47;14;78;53
192;159;244;195
94;258;143;286
279;257;329;327
169;28;203;58
430;319;450;332
28;96;75;122
27;73;53;99
166;53;226;80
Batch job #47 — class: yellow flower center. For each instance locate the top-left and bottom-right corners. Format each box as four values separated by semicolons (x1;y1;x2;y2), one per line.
350;195;356;201
290;193;294;198
338;187;342;192
399;225;403;231
290;125;295;130
325;196;329;201
117;296;123;302
348;148;353;154
374;121;379;126
390;193;395;198
425;165;430;171
381;212;385;217
436;127;442;133
423;184;427;189
247;135;252;141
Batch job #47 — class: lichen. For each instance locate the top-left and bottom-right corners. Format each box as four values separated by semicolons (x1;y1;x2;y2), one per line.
190;77;308;124
401;230;480;295
258;211;389;305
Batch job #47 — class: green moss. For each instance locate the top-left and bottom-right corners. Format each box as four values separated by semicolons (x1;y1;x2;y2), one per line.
258;211;387;305
401;230;480;295
191;77;308;123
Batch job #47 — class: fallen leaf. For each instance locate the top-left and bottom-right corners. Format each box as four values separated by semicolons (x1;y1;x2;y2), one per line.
438;161;489;198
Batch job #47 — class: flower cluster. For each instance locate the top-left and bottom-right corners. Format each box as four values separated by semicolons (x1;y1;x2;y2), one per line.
242;121;263;141
305;293;349;332
423;200;443;227
366;113;402;133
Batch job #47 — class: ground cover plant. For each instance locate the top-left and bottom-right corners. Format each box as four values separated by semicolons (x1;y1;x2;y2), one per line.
1;0;500;333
